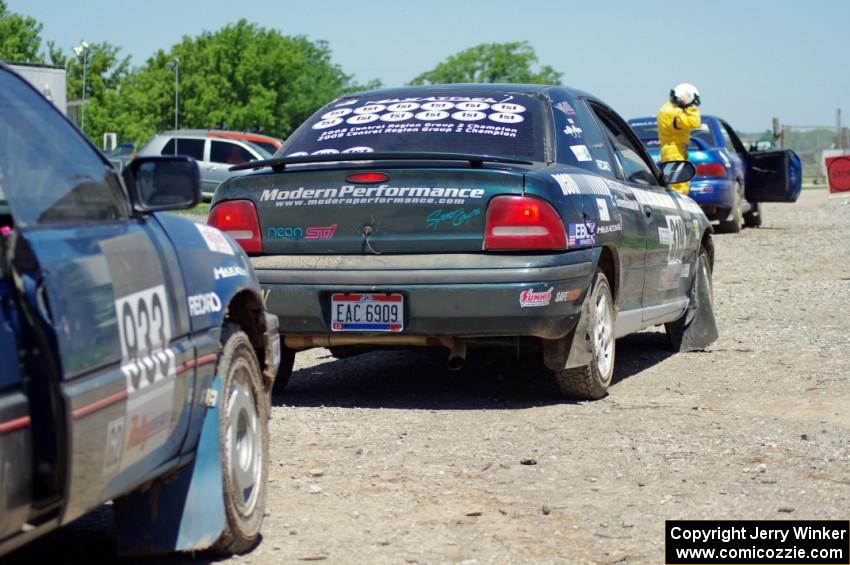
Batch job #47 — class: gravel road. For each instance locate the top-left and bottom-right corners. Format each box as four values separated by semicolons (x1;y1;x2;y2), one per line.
9;189;850;564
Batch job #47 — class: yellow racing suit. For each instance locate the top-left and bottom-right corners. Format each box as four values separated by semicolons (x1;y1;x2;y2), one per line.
657;101;701;194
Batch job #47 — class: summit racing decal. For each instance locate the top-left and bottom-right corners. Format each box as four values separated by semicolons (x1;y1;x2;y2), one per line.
260;185;486;207
519;287;553;308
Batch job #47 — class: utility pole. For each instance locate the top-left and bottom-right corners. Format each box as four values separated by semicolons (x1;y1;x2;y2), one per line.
73;40;89;132
772;117;782;149
167;57;180;129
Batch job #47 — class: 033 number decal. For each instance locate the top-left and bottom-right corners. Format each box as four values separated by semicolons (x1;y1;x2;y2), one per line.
116;285;175;393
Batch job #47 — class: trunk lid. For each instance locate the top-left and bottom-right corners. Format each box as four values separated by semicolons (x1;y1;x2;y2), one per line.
230;167;525;254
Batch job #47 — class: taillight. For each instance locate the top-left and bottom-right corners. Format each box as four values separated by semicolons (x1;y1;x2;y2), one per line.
483;195;567;251
208;200;263;254
695;163;727;177
346;172;389;183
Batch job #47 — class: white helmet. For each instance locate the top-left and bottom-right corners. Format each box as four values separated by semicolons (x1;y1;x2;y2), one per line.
671;83;701;107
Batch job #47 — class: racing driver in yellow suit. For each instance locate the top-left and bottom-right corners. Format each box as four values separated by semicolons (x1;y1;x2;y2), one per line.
657;83;701;194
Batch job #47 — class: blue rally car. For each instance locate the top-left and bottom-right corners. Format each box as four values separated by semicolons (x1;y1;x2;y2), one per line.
628;115;801;232
0;64;280;557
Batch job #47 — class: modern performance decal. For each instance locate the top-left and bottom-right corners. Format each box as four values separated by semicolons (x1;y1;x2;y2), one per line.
259;185;487;207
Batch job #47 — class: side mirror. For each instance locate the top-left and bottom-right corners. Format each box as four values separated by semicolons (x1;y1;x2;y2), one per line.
660;160;696;185
122;156;201;212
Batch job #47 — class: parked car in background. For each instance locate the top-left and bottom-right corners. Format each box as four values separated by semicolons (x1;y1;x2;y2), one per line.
207;130;283;154
0;64;279;558
628;115;801;232
209;83;732;401
137;130;276;198
106;141;135;172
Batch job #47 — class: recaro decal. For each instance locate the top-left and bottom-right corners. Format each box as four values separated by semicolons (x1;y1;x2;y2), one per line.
188;292;222;317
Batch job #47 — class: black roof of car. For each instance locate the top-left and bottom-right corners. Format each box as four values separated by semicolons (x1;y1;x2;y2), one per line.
344;82;597;102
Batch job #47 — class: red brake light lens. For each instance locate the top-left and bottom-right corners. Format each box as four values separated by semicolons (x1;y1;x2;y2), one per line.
208;200;263;254
695;163;727;177
483;195;567;251
346;172;389;184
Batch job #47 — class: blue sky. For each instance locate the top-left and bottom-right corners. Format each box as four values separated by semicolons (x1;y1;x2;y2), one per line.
9;0;848;132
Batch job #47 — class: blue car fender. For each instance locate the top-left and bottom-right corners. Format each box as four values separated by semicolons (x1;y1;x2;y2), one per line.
154;214;263;335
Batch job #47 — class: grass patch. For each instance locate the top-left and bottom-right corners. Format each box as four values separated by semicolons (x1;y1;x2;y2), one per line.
172;202;210;220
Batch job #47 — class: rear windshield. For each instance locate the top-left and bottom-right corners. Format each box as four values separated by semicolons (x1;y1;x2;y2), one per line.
628;119;714;150
282;92;546;162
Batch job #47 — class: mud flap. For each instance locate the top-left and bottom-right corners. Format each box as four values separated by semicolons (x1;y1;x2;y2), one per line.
543;283;593;371
675;257;719;352
114;376;225;555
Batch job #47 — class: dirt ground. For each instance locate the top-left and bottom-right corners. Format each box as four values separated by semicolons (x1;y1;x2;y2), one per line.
9;189;850;564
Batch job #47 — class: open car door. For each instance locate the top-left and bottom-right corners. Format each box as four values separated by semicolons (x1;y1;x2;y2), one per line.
745;149;802;203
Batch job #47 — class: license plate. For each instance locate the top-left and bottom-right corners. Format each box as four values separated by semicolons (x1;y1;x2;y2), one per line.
331;293;404;332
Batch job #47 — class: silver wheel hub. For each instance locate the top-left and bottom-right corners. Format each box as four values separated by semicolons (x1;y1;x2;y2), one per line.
594;291;614;380
225;366;262;517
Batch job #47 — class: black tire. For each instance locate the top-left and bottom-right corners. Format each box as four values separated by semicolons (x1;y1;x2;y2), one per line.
666;246;714;350
210;323;269;555
743;201;762;228
271;339;295;395
716;182;743;233
328;346;366;359
552;271;615;400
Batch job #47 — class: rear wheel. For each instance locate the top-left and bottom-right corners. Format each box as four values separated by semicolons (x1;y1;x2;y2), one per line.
551;271;615;400
717;182;743;233
211;324;269;555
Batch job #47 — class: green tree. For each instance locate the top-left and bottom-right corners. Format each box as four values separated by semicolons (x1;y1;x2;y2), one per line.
110;20;378;147
409;41;561;86
48;41;131;139
0;0;44;63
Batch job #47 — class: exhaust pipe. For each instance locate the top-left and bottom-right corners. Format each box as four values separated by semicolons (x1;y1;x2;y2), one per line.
283;334;468;369
446;339;466;371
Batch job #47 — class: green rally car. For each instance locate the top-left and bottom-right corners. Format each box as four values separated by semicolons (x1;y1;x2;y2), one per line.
208;84;732;400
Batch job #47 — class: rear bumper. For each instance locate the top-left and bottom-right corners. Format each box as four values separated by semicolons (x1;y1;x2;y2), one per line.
688;179;735;220
253;250;598;341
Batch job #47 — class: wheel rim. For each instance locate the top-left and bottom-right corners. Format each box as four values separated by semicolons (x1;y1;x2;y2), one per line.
225;364;262;517
594;289;614;380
